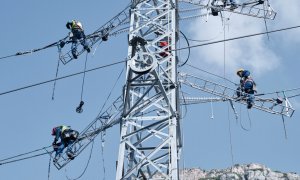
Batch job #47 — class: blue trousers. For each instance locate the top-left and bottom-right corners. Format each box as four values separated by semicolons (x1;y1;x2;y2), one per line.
54;139;75;158
246;93;255;107
71;30;88;56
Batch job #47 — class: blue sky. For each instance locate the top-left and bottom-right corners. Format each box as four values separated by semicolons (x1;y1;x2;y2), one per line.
1;0;300;179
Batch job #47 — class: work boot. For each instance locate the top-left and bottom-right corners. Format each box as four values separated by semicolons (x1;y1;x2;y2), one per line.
230;4;238;10
84;46;91;53
53;156;58;163
67;151;75;160
72;52;78;59
247;103;253;109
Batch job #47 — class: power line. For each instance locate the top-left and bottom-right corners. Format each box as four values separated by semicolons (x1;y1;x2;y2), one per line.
174;25;300;52
185;63;237;85
0;145;52;166
0;60;126;97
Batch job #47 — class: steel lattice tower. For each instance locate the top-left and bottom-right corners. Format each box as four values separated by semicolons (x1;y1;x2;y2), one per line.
116;0;181;179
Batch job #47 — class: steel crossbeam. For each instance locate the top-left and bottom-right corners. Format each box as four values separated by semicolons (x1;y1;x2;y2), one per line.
179;73;295;117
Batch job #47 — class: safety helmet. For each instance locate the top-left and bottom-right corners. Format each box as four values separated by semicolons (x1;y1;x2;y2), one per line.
51;127;56;136
236;68;244;77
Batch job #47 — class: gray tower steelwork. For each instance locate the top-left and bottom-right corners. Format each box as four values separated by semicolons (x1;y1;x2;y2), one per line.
116;0;181;179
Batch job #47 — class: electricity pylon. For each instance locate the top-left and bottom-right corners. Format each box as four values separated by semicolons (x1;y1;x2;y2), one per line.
115;0;181;179
52;0;282;179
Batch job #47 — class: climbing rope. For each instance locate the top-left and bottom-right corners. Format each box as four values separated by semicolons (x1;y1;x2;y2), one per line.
48;154;52;180
100;131;106;180
51;55;61;100
76;53;89;113
65;140;95;180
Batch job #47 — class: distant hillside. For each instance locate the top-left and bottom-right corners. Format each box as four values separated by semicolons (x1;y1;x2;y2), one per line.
177;163;300;180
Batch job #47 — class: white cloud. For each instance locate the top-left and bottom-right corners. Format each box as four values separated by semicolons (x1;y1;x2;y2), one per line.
186;0;300;77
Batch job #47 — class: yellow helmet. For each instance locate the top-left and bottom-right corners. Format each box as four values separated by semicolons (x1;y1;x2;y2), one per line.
236;68;244;76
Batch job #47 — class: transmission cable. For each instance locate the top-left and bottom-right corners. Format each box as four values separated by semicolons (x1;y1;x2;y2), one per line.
0;60;127;97
0;145;52;166
97;67;125;117
172;25;300;52
185;63;237;85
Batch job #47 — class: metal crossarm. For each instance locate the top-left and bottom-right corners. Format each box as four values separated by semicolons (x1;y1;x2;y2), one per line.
179;73;295;117
53;96;124;169
180;96;226;105
179;0;276;20
59;5;131;64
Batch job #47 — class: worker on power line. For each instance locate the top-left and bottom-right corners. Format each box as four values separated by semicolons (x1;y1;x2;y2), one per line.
51;125;79;162
236;69;256;109
66;20;90;59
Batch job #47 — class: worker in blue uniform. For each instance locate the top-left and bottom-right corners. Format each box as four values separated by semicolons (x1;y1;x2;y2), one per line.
236;69;256;109
66;20;90;59
51;125;79;162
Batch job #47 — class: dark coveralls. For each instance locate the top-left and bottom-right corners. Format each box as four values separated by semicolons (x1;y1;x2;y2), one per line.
52;126;79;161
236;70;256;109
66;21;90;59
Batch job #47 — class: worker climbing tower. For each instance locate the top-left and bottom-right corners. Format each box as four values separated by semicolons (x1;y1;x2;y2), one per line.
116;0;181;179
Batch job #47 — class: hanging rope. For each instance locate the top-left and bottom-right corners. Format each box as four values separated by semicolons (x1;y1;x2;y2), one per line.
240;109;252;131
100;131;106;180
178;31;191;67
65;140;95;180
52;56;61;100
281;115;288;139
227;105;235;166
48;154;52;180
76;53;89;113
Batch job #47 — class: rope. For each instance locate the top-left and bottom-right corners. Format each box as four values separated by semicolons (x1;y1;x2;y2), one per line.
246;108;253;131
178;31;191;67
240;108;251;131
0;60;127;97
100;131;106;180
227;104;234;166
51;57;61;100
65;140;95;180
80;53;88;101
281;115;288;139
76;53;89;113
48;154;52;180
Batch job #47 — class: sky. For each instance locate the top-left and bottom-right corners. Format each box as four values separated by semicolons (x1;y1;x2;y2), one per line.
0;0;300;180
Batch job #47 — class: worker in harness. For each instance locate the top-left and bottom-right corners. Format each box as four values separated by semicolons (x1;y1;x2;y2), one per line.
211;0;238;9
51;125;79;162
66;20;90;59
236;69;256;109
